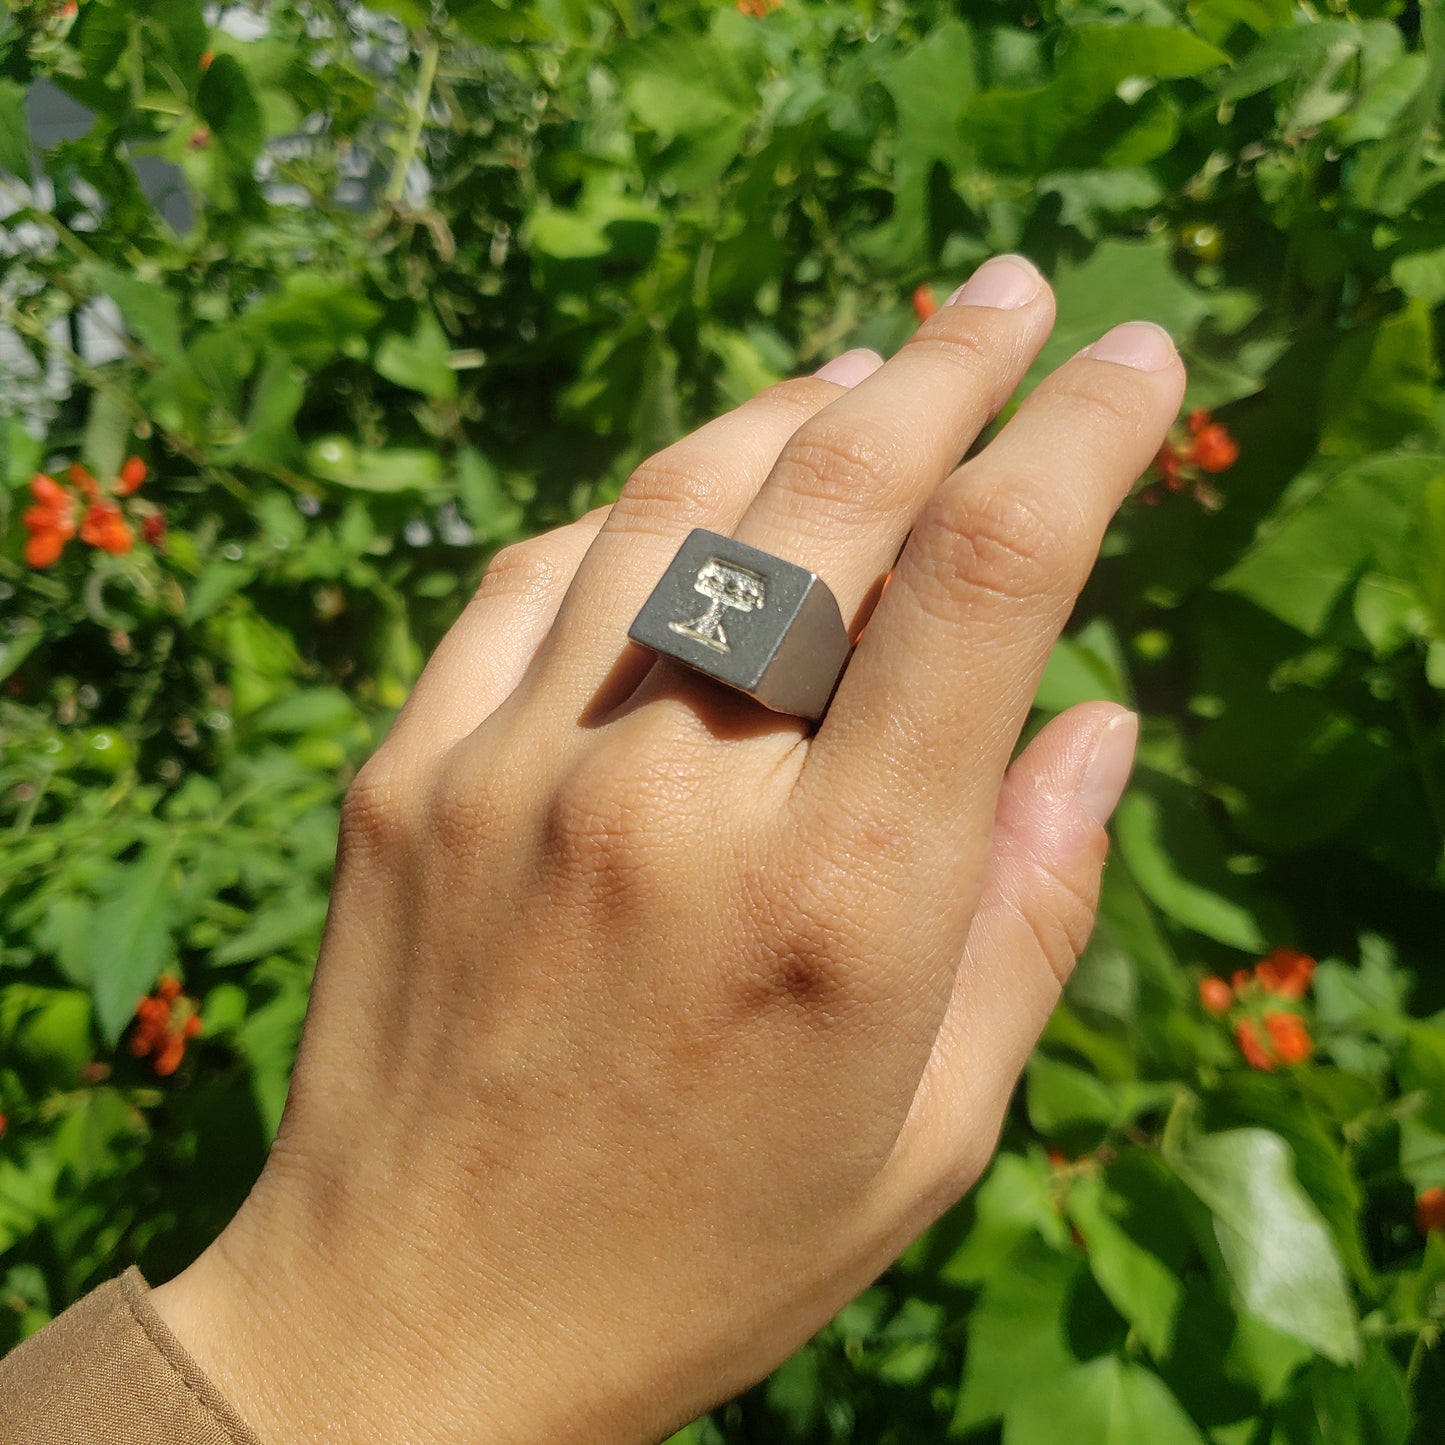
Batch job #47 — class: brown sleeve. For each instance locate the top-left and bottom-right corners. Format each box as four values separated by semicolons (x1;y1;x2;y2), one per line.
0;1267;263;1445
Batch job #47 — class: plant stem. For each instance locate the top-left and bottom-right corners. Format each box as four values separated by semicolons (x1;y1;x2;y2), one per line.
384;37;440;208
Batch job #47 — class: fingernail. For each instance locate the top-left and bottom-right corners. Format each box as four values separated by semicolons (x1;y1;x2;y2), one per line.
1083;321;1176;371
1077;712;1139;826
944;254;1042;310
813;348;884;387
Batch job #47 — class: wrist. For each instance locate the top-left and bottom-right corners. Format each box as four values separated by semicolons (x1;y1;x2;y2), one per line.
149;1176;664;1445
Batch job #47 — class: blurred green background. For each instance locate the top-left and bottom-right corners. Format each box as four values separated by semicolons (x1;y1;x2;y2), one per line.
2;1;1445;1439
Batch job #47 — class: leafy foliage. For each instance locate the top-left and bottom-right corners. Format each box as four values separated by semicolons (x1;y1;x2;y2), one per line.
1;0;1444;1439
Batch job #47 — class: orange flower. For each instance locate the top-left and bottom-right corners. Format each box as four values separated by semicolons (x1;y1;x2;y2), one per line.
30;473;67;509
23;530;66;567
80;500;135;555
68;464;100;498
736;0;781;14
1263;1010;1313;1065
1417;1187;1445;1235
21;477;77;568
1256;946;1316;1000
912;284;938;322
1231;969;1253;992
1235;1018;1275;1071
116;456;148;496
1191;422;1239;473
1199;976;1234;1015
128;979;203;1078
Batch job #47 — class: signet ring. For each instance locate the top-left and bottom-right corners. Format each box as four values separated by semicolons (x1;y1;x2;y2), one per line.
628;529;853;724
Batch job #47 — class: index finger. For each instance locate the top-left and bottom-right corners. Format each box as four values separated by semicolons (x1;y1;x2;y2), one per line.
793;321;1183;908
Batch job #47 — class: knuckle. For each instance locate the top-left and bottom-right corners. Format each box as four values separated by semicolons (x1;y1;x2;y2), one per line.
925;484;1075;609
340;755;418;857
775;416;903;520
1047;366;1152;437
758;374;840;417
474;538;566;606
422;736;532;858
540;744;686;894
903;321;996;382
1007;850;1104;988
614;446;729;535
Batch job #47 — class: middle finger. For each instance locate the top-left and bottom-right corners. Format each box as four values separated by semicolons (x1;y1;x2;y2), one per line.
727;254;1055;634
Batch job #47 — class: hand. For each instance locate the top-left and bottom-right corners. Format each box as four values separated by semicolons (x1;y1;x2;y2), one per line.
152;255;1183;1445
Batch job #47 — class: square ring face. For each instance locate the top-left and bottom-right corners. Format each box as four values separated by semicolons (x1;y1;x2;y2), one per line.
628;529;850;719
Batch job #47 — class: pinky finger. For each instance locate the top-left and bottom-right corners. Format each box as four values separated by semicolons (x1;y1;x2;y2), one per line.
890;703;1138;1194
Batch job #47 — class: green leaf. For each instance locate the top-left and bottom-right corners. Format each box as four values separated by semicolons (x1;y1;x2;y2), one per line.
245;274;382;369
1004;1357;1204;1445
613;11;761;143
1414;475;1445;638
315;447;443;494
81;387;132;483
90;843;178;1045
953;1240;1087;1431
966;26;1228;174
211;892;327;968
374;310;458;400
0;78;31;178
89;264;187;358
1217;21;1362;101
1030;239;1214;388
1036;618;1130;711
1027;1054;1175;1136
1319;303;1437;459
1113;777;1268;952
859;18;978;266
1219;455;1445;637
1165;1127;1360;1365
197;53;264;166
1392;244;1445;306
2;417;43;488
1067;1172;1184;1359
939;1153;1069;1286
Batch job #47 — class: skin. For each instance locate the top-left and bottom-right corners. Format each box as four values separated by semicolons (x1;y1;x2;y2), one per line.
152;254;1185;1444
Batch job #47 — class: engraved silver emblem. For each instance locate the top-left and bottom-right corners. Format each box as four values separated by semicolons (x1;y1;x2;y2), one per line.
668;557;766;654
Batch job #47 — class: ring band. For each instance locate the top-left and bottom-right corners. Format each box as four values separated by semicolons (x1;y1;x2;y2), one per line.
628;528;852;722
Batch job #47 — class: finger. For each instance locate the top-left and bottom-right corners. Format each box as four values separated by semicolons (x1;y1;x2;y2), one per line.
797;322;1182;914
382;508;610;759
525;349;884;719
727;255;1055;632
887;705;1137;1195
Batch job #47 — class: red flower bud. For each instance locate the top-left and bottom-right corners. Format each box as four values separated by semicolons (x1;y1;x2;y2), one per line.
23;530;65;568
912;284;938;322
117;456;148;495
1417;1187;1445;1236
30;473;66;508
1255;946;1316;1000
1199;976;1234;1015
1263;1010;1313;1066
1190;422;1239;474
1235;1018;1275;1071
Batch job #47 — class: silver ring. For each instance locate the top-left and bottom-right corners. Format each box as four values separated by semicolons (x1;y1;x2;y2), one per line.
628;529;852;723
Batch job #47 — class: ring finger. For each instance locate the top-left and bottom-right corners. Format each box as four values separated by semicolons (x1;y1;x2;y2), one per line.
520;348;884;728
